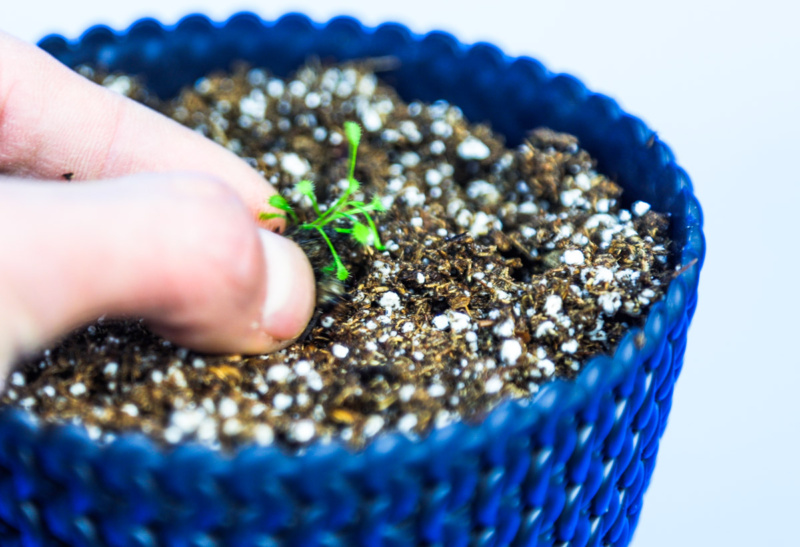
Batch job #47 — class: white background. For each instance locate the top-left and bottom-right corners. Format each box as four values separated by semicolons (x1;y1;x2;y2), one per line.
2;1;798;545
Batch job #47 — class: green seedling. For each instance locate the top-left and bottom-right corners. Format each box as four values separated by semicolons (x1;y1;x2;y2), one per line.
260;121;386;281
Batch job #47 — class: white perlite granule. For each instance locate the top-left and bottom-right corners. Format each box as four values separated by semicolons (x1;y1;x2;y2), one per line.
171;409;205;433
379;291;401;311
538;359;556;376
561;339;579;354
121;403;139;417
288;420;315;442
218;398;238;418
425;169;443;186
397;414;418;432
563;249;585;265
280;153;311;178
500;339;523;364
332;344;349;358
164;426;183;444
466;180;501;204
294;360;311;376
398;385;416;402
253;424;275;446
598;292;622;315
457;136;491;160
544;295;563;317
361;108;382;132
448;311;471;333
239;89;267;119
485;376;503;394
266;364;291;383
306;371;324;391
273;393;293;411
632;200;651;217
222;419;244;437
363;415;385;437
493;319;515;338
432;314;450;330
560;189;583;207
535;320;556;338
593;267;615;284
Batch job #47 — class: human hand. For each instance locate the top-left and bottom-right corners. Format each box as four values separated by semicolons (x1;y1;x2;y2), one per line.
0;31;316;376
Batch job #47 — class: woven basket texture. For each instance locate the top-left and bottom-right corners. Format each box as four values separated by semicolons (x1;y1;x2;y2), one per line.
0;12;705;547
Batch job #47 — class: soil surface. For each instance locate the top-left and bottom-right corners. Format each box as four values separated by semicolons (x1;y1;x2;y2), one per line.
1;61;673;451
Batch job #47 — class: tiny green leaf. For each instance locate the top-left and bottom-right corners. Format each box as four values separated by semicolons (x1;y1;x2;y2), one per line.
344;121;361;148
352;222;371;245
369;195;387;212
295;179;315;198
259;212;287;221
268;194;294;213
336;263;350;281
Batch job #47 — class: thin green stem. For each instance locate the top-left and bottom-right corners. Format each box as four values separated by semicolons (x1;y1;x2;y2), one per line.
348;147;357;183
307;192;322;218
350;206;385;250
314;225;349;280
310;184;354;227
340;212;360;224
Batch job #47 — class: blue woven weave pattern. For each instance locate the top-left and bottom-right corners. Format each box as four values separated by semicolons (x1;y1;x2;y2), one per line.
0;13;705;547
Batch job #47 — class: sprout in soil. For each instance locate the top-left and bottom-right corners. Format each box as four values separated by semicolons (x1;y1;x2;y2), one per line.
260;122;386;281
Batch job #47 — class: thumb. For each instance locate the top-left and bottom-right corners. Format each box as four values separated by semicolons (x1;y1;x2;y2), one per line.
0;173;316;371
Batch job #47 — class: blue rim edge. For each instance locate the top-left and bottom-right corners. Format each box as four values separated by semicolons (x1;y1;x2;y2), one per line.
0;11;705;546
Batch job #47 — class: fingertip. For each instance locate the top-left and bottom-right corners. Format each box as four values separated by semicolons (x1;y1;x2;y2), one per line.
258;229;316;341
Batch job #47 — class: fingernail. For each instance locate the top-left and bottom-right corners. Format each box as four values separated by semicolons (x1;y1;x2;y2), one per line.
258;229;316;340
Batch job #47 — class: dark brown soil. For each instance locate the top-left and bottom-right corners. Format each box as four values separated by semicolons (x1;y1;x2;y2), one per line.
0;61;673;451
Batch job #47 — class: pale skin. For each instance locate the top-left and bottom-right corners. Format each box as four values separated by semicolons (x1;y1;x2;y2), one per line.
0;31;317;381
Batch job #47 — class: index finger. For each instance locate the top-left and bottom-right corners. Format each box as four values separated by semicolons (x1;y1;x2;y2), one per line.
0;31;282;228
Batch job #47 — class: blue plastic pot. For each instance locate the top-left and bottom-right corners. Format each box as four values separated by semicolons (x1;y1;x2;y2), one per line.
0;12;704;547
